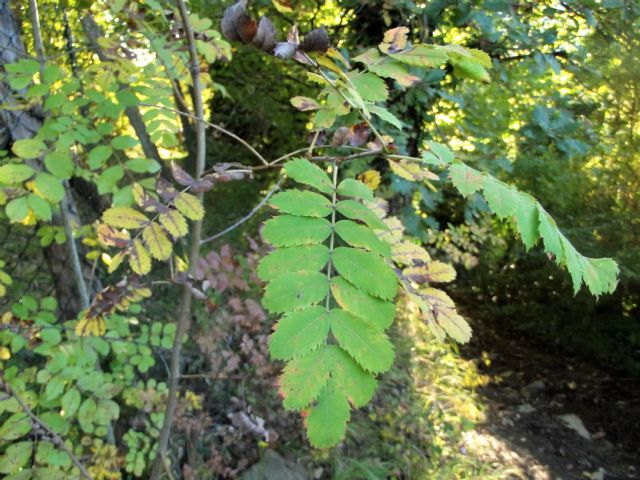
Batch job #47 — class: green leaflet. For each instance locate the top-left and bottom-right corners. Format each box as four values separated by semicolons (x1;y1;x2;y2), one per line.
269;307;332;360
335;220;391;258
283;158;333;194
279;345;377;411
335;200;388;230
262;215;332;246
332;247;397;300
330;309;394;373
270;189;332;217
336;178;374;202
262;271;329;313
305;378;350;448
346;71;388;102
279;347;332;410
0;164;35;184
257;245;330;281
449;163;483;197
331;276;395;330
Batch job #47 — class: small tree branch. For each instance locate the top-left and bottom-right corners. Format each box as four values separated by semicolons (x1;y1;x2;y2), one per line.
150;1;207;477
1;379;94;480
200;177;283;245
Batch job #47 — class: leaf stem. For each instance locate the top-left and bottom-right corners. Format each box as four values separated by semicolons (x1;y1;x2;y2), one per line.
325;159;339;311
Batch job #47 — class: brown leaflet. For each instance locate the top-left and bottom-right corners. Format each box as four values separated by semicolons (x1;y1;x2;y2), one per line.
156;177;178;203
97;224;131;249
380;26;410;54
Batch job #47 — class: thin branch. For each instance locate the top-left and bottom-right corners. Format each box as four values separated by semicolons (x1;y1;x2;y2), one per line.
138;103;269;166
200;177;284;245
1;380;94;480
150;1;207;477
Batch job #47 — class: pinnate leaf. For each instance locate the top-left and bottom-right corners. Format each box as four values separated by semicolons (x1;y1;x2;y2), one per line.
159;210;188;238
404;260;456;284
449;163;484;197
346;71;388;102
0;164;35;184
279;347;332;410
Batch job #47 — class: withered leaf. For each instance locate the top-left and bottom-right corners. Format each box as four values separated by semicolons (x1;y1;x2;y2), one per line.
97;224;131;248
254;16;277;52
156;177;178;203
299;28;330;53
380;26;410;54
221;0;253;43
171;161;194;186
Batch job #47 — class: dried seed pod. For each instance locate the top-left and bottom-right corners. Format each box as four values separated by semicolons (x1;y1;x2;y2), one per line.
299;28;330;53
221;0;256;44
253;16;277;52
221;0;247;41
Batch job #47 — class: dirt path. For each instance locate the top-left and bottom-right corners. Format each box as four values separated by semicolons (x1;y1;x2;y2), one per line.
458;314;640;480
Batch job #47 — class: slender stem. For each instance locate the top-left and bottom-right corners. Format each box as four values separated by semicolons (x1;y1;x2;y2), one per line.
60;193;90;309
150;1;207;477
139;103;268;166
307;130;320;158
325;160;339;310
200;177;283;245
1;379;94;480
